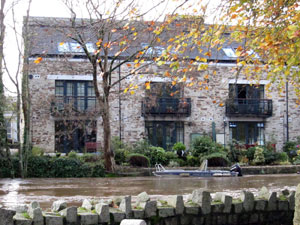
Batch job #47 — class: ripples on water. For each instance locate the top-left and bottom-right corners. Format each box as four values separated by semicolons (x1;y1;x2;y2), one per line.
0;174;299;209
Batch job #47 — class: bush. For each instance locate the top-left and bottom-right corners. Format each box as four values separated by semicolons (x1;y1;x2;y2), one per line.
253;147;265;165
186;155;200;167
191;136;216;157
27;155;51;177
245;147;256;161
145;146;168;166
263;149;279;165
132;139;151;155
67;151;77;159
172;142;186;151
79;153;101;163
115;148;130;165
277;152;289;162
127;153;150;167
31;146;44;156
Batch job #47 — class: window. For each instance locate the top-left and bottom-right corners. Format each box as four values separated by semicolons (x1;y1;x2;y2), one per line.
145;121;184;150
5;120;11;140
229;84;264;99
229;122;264;145
55;120;97;153
146;82;181;98
222;47;237;57
55;80;96;111
58;42;95;53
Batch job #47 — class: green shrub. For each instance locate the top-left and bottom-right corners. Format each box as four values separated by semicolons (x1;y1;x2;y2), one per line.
172;142;186;151
164;151;177;162
67;151;77;159
263;149;279;165
145;146;168;166
191;136;215;157
168;160;180;167
186;155;200;167
27;155;51;177
132;139;151;155
253;147;265;165
79;153;101;163
127;153;150;167
246;147;256;161
0;157;19;178
293;155;300;165
31;146;44;156
277;152;289;162
115;148;130;165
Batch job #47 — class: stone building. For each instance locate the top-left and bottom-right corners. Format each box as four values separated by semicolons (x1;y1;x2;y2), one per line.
26;16;300;153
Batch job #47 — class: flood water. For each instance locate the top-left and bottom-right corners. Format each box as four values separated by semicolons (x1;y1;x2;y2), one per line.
0;174;299;209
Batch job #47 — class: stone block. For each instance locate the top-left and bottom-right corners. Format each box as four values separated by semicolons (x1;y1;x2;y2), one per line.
137;192;150;204
158;207;175;218
29;201;40;210
82;199;93;211
79;213;98;225
184;205;199;215
233;203;243;214
51;200;67;212
45;215;63;225
211;203;224;213
132;209;144;219
120;219;147;225
28;208;43;225
217;215;227;225
59;206;78;224
288;191;295;210
255;199;267;211
180;215;192;225
164;217;178;225
192;216;204;225
267;192;277;211
95;203;109;223
278;200;289;211
249;213;259;224
119;195;132;218
144;201;157;218
221;195;232;213
167;195;184;215
191;190;211;215
257;186;269;200
241;191;254;212
110;210;126;223
13;213;32;225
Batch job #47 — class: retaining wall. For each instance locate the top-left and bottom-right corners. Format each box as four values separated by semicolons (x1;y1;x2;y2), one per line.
0;187;296;225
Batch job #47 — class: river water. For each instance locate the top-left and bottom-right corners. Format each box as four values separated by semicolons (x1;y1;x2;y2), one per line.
0;174;299;209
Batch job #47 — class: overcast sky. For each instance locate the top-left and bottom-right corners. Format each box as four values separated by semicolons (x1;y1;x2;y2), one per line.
3;0;220;96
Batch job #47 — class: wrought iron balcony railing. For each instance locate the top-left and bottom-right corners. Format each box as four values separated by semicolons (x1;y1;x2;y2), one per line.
51;96;99;116
142;97;191;117
225;98;272;117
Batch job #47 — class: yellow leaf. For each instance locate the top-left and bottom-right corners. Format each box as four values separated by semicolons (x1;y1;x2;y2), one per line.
204;74;209;79
130;90;135;95
156;37;161;43
134;85;138;89
145;82;151;90
219;103;224;107
124;88;129;93
172;81;177;86
231;14;238;19
165;71;171;77
34;57;43;64
205;86;209;90
59;42;64;46
133;32;138;36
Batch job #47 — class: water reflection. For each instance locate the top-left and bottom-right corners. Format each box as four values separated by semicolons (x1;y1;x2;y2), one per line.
0;174;299;209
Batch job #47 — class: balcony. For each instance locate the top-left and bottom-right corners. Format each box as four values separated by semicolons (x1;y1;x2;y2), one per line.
51;96;99;117
142;97;191;117
226;98;272;117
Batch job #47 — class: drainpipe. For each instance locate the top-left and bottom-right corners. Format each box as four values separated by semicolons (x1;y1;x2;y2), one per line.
119;60;122;141
286;81;289;142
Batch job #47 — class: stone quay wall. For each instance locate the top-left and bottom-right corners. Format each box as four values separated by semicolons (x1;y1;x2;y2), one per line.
0;187;296;225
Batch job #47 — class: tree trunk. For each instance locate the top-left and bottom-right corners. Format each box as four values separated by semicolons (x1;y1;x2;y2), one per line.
102;96;115;172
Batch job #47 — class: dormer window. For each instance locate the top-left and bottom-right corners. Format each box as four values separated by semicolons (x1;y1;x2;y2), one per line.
58;42;95;53
222;47;237;58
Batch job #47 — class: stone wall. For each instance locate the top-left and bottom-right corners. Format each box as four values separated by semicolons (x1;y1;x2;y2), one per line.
28;57;300;152
0;187;295;225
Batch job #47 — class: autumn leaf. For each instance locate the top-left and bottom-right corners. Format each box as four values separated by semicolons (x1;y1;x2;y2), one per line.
59;42;64;46
126;63;132;67
111;29;117;33
124;88;129;93
130;90;135;95
34;57;43;64
219;103;224;107
145;82;151;90
172;81;176;86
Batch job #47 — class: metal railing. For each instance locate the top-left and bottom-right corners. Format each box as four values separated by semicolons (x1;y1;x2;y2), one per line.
225;98;272;117
142;97;191;117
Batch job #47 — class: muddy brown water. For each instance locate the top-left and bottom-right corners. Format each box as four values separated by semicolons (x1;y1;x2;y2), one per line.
0;174;299;209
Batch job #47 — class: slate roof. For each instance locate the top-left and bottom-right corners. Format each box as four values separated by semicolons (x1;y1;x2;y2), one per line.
27;16;241;62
